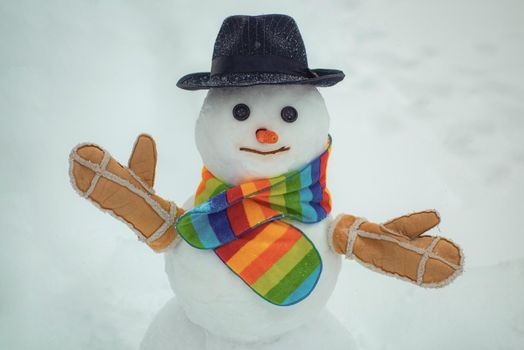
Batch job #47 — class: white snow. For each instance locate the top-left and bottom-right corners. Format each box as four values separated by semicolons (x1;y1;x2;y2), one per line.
1;0;523;349
141;297;355;350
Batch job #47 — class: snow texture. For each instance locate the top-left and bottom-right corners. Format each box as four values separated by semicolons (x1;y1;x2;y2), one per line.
1;0;524;349
141;297;355;350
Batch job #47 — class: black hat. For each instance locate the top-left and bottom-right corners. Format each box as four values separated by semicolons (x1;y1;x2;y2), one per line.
177;14;345;90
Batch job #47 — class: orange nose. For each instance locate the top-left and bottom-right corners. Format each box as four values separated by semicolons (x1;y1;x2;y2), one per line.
256;128;279;144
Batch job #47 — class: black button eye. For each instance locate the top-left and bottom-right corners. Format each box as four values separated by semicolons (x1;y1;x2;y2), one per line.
281;106;298;123
233;103;250;121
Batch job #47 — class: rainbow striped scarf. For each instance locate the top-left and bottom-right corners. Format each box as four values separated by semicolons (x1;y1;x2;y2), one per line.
175;137;332;306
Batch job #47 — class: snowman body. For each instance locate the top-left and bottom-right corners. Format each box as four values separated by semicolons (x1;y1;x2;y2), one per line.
141;85;354;349
165;211;341;342
140;222;347;350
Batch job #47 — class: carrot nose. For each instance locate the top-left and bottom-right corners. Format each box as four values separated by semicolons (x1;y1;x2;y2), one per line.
256;128;279;144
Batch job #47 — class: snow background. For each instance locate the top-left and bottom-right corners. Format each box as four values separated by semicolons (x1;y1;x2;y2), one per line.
1;0;523;348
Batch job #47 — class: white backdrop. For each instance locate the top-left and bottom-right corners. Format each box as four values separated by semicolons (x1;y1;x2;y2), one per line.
1;0;523;349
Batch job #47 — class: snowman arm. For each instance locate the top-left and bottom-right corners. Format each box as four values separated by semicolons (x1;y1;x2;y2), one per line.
69;134;183;252
329;211;464;287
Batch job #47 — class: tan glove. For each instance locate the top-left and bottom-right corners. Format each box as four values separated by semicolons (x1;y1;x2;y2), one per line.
69;134;182;252
330;210;463;287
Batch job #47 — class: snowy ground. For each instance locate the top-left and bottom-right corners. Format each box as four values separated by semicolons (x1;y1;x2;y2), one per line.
1;0;523;349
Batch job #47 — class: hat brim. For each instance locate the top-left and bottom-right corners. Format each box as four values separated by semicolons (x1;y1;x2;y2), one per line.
176;69;345;91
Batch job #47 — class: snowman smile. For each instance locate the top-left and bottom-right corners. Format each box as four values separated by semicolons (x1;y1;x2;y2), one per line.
239;146;290;155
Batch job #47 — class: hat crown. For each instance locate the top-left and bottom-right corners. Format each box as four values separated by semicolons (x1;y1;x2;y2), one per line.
212;15;308;67
176;14;344;90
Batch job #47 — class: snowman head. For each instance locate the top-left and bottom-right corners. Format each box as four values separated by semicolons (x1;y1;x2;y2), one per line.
195;84;330;185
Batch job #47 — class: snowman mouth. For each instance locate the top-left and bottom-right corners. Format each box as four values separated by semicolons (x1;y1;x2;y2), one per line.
239;146;290;155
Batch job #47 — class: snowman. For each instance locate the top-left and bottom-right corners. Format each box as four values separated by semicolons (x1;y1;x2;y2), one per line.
69;15;464;350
